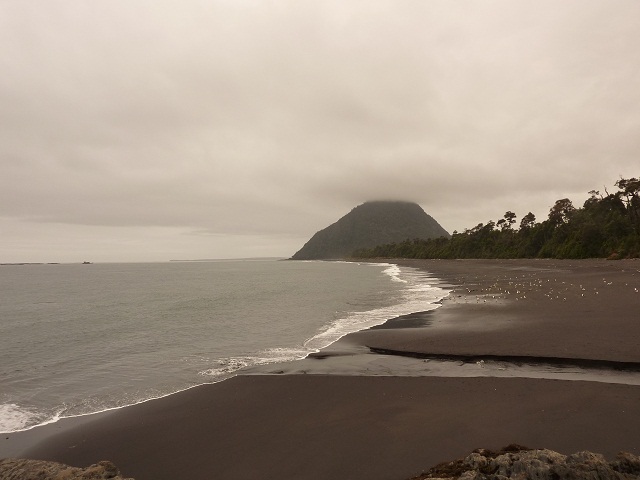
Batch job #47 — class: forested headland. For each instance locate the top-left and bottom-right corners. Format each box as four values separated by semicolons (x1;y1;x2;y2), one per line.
352;177;640;260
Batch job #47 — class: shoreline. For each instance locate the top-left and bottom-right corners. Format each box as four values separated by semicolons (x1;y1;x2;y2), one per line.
356;258;640;363
0;260;444;439
2;259;640;479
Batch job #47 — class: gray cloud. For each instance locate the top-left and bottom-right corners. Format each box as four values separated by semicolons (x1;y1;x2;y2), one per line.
2;0;639;261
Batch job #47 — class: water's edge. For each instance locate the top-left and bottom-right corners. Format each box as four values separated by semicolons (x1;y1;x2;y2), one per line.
1;261;447;435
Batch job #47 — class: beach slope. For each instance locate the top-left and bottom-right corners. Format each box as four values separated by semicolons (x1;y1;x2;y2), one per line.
3;259;640;480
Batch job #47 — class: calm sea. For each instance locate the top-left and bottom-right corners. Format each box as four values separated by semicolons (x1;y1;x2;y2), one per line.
0;259;446;433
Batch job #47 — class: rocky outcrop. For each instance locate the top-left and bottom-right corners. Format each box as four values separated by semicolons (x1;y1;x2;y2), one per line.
4;447;639;480
412;444;640;480
0;458;134;480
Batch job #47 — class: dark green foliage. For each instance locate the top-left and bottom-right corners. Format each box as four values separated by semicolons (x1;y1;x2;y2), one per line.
353;177;640;260
291;201;450;260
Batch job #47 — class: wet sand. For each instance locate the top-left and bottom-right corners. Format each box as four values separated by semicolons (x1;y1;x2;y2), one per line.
373;259;640;363
2;259;640;479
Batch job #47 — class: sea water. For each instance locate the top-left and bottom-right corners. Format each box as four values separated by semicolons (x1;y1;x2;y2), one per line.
0;259;446;433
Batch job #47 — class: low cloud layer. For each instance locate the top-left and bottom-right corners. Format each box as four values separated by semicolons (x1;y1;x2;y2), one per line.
2;1;639;261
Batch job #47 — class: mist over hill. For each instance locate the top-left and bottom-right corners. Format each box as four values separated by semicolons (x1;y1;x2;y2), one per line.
291;201;449;260
352;177;640;260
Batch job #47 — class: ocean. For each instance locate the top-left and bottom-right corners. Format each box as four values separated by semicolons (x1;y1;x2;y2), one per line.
0;259;447;433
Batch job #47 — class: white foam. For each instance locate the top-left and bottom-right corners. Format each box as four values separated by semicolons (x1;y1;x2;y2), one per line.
303;264;449;352
198;265;448;379
199;357;253;377
382;264;408;283
0;382;222;434
0;403;33;432
3;263;448;434
198;347;309;377
260;347;310;362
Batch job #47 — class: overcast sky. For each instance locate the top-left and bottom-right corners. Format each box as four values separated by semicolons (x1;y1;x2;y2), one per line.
2;1;639;262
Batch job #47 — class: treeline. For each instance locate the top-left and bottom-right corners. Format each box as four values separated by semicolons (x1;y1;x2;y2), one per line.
352;177;640;260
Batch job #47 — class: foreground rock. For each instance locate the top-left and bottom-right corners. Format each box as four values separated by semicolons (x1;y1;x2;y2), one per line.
0;458;134;480
4;447;639;480
412;444;640;480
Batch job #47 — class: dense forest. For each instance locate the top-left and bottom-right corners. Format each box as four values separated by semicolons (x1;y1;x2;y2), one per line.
352;177;640;260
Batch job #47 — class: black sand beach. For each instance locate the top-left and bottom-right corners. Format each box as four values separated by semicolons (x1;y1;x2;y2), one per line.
3;259;640;479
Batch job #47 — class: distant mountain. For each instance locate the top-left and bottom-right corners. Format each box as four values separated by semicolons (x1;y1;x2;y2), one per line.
291;201;450;260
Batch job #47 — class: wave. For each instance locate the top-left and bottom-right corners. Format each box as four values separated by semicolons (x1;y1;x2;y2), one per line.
303;266;447;351
198;347;309;377
0;403;37;433
0;262;448;434
198;263;449;378
381;263;408;283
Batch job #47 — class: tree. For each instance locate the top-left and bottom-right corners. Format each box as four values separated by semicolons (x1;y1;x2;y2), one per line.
548;198;575;225
615;178;640;207
499;211;516;231
519;212;536;230
615;177;640;232
351;176;639;260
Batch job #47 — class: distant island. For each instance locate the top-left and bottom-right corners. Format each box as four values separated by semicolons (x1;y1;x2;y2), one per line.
291;201;450;260
353;177;640;260
0;262;60;266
